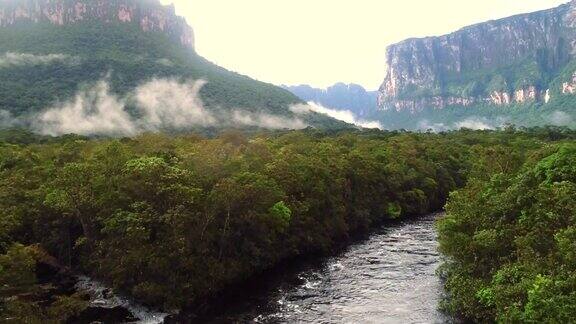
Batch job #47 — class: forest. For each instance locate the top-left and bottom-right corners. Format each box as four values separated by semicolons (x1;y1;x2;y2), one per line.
438;132;576;321
0;126;574;322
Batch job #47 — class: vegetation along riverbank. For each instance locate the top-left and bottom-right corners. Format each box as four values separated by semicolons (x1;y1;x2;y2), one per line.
0;126;574;322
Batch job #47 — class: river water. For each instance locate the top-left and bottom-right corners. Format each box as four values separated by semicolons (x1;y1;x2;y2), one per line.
201;212;449;323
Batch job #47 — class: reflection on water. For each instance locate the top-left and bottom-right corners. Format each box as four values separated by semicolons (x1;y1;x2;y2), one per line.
204;213;449;324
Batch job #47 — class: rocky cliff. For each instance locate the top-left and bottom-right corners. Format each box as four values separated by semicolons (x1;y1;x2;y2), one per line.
0;0;193;48
378;0;576;112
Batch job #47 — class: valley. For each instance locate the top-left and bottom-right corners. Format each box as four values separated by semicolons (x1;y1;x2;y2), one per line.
0;1;575;323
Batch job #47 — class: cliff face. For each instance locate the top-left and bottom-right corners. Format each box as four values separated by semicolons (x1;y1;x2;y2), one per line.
378;0;576;112
0;0;193;48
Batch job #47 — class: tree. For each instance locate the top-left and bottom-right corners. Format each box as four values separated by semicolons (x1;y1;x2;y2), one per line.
44;163;98;243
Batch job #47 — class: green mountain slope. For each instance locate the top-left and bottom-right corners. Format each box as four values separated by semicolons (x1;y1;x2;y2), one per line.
0;10;346;133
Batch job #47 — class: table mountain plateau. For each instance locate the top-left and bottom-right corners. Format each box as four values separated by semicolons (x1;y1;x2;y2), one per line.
378;0;576;129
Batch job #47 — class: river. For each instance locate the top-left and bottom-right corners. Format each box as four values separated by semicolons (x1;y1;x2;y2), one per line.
198;212;449;323
77;213;448;323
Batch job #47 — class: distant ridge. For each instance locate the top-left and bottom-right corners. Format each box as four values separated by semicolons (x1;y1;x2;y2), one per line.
283;83;378;118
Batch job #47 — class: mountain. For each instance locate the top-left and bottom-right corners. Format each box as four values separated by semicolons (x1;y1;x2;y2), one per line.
0;0;346;135
283;83;378;118
377;0;576;129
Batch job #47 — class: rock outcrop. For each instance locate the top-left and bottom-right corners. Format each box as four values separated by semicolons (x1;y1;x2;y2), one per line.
562;71;576;94
0;0;194;48
378;0;576;112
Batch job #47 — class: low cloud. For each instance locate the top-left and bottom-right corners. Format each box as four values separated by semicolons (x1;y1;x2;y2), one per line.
35;81;137;136
0;52;78;68
548;111;574;127
231;110;307;129
31;78;308;136
416;116;506;132
0;110;16;128
417;120;450;132
134;79;216;130
291;102;383;129
0;110;29;128
454;117;494;130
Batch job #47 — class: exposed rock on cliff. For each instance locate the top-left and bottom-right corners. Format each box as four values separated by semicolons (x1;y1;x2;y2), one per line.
379;0;576;112
0;0;194;48
562;71;576;94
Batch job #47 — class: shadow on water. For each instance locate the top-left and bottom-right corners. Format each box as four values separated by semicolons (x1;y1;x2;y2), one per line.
190;213;450;324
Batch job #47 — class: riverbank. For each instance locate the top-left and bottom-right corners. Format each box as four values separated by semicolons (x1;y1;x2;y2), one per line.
184;213;448;323
160;210;450;322
24;254;169;323
26;211;444;323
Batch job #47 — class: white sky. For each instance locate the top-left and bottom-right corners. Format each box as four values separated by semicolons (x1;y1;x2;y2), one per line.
159;0;569;90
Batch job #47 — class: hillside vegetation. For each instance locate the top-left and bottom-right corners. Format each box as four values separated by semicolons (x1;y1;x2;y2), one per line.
0;22;342;130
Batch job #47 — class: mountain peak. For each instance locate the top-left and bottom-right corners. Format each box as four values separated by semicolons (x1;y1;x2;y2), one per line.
0;0;194;48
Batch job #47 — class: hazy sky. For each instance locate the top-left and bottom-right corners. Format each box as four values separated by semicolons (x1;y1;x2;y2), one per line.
159;0;568;90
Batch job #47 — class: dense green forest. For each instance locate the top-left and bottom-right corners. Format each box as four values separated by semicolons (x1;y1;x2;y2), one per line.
0;127;574;322
438;134;576;322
